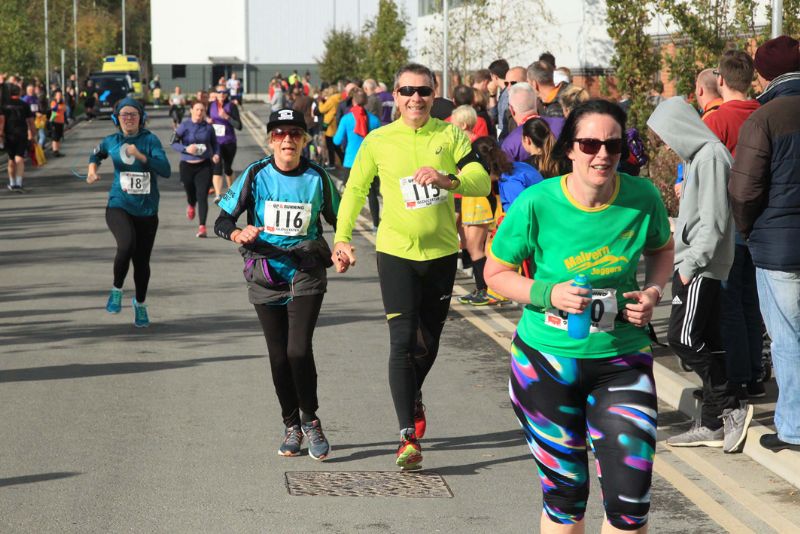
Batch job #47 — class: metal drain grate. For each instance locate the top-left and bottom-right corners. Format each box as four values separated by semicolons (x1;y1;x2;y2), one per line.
285;471;453;498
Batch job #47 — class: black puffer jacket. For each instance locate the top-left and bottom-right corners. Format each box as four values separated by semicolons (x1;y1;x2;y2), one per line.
729;72;800;270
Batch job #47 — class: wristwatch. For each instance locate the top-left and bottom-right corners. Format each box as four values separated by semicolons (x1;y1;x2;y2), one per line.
447;174;461;191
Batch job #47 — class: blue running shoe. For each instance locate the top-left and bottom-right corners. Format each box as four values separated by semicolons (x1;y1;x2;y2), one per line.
132;298;150;328
301;419;330;460
106;288;123;314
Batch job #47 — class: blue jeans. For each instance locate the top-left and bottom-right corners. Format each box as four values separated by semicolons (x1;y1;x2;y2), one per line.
756;267;800;444
721;244;763;384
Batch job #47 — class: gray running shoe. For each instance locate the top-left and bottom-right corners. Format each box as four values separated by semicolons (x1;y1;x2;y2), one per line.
301;419;330;460
278;425;303;457
666;422;723;448
721;401;754;454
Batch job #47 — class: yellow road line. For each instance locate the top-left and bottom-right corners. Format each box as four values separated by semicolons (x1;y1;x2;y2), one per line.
670;447;792;532
653;456;755;533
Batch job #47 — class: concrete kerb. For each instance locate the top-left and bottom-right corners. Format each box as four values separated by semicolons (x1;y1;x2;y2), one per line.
235;108;800;491
654;360;800;489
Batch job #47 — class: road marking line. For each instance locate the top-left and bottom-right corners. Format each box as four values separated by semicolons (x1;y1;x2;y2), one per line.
669;447;793;532
653;456;755;533
241;111;269;155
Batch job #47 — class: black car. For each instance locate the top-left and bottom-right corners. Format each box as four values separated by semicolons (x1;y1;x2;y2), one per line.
88;72;133;117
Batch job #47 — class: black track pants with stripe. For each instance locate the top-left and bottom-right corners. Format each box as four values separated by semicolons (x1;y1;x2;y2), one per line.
667;271;738;429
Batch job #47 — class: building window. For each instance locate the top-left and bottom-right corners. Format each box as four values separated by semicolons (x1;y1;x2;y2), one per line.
172;65;186;78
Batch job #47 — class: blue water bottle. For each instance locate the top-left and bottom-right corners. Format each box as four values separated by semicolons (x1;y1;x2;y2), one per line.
568;274;592;340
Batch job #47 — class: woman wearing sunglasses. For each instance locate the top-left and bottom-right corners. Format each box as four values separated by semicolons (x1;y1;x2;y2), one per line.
85;98;172;328
485;99;674;533
214;109;339;462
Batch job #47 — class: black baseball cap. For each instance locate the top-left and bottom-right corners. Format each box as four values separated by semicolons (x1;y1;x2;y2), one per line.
267;108;307;132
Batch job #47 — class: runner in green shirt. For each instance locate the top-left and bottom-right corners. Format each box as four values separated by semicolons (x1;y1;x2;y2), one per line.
332;63;490;470
485;100;674;533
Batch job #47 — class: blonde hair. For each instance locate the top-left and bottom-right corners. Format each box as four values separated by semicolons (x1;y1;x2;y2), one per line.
451;105;477;130
559;85;589;115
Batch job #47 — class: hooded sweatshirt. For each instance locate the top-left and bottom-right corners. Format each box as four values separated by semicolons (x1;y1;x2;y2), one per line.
647;97;734;280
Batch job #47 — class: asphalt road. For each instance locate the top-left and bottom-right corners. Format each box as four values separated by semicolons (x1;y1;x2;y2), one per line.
2;106;800;533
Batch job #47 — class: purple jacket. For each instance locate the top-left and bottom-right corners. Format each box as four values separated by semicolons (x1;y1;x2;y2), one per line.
377;91;394;125
172;119;220;162
501;116;565;163
209;100;241;145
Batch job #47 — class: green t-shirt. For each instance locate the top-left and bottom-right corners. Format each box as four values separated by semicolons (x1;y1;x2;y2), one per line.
333;117;490;261
490;173;671;358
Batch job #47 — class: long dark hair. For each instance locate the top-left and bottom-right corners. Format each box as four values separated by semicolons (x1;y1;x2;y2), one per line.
522;118;560;178
552;99;629;171
473;136;513;177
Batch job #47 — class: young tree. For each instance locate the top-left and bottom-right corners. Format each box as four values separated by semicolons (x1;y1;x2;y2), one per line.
317;29;366;83
606;0;661;134
360;0;409;84
419;0;551;78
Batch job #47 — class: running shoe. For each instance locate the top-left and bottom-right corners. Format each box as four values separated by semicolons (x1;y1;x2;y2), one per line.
486;288;509;305
278;425;303;457
458;289;479;305
54;152;64;158
186;204;196;220
468;289;493;306
301;419;330;460
666;422;723;448
106;287;123;314
196;225;207;238
214;195;221;205
396;433;423;470
721;401;754;454
132;298;150;328
414;401;427;439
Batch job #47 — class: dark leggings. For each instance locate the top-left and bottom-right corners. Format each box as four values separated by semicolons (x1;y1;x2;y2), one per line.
325;135;342;166
105;207;159;303
377;252;457;431
254;294;324;428
509;336;656;531
213;142;237;177
180;160;213;225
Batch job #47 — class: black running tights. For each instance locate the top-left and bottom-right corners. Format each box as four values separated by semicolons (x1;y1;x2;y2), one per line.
180;160;213;225
105;207;159;303
377;252;458;431
254;294;324;428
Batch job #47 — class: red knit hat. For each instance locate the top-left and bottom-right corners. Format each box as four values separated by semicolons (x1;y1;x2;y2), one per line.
754;35;800;81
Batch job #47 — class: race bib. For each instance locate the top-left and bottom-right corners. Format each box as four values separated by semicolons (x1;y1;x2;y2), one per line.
399;176;448;209
195;144;207;156
213;123;226;137
544;288;619;334
120;172;151;195
264;201;312;236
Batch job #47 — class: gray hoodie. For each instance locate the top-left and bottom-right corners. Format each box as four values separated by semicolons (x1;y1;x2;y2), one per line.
647;97;734;280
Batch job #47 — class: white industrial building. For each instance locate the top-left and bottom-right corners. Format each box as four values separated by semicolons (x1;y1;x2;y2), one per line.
151;0;773;96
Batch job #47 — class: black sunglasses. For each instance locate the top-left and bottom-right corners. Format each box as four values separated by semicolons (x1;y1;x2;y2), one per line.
574;138;624;155
396;85;434;97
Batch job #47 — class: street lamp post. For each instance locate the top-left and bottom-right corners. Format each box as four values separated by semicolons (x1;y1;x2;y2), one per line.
45;0;50;94
772;0;784;37
73;0;78;83
122;0;126;55
443;0;449;100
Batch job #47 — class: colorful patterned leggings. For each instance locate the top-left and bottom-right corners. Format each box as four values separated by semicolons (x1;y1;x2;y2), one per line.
509;336;656;531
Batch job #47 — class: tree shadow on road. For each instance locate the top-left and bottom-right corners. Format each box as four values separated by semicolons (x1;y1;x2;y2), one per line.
0;354;262;383
0;471;82;487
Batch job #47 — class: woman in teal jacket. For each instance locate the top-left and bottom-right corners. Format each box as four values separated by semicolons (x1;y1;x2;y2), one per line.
85;97;171;327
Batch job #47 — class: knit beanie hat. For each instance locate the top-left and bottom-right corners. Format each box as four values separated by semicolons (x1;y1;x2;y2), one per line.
754;35;800;81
